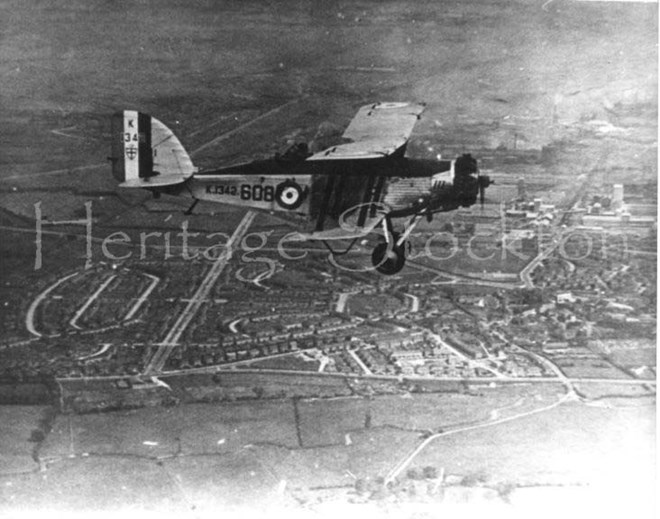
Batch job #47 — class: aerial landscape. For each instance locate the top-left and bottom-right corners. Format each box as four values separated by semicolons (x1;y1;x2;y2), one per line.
0;0;656;517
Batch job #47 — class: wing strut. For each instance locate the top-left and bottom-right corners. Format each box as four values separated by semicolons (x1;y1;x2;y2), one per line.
315;174;336;232
184;199;200;215
320;237;361;256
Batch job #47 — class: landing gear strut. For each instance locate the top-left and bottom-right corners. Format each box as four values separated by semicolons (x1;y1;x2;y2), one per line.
369;210;427;275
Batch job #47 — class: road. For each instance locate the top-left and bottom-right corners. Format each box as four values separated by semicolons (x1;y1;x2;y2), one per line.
519;163;600;289
407;260;521;289
143;210;256;374
25;272;78;337
348;348;373;375
191;99;302;157
57;361;658;385
123;273;160;321
77;343;112;361
423;327;505;378
384;391;575;484
336;292;354;313
491;329;579;396
228;318;244;334
515;343;579;397
519;238;560;289
69;275;117;330
404;293;420;313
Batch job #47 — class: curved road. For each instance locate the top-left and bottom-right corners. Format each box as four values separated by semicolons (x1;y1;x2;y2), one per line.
384;391;574;484
25;272;78;337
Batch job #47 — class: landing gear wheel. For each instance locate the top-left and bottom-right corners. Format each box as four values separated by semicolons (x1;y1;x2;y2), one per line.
371;239;406;275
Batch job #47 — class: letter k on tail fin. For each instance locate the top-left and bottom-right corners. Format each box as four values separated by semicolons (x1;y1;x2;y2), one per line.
110;110;197;188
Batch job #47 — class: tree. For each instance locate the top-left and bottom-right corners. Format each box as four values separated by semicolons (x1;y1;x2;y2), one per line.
29;429;45;443
407;468;422;480
422;466;438;479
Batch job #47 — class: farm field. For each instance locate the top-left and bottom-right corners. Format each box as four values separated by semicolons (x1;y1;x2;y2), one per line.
0;406;50;475
2;389;654;514
405;401;655;511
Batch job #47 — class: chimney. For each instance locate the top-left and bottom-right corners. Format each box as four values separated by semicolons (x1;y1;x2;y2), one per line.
612;184;624;210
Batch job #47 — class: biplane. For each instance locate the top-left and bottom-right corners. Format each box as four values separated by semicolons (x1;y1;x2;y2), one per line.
109;102;491;275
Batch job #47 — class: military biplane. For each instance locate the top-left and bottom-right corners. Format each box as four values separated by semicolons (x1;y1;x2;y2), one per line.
109;102;491;274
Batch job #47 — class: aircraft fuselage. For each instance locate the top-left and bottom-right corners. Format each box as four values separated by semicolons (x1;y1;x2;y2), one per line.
155;155;478;230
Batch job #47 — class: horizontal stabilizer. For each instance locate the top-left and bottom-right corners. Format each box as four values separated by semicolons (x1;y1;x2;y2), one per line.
118;174;192;188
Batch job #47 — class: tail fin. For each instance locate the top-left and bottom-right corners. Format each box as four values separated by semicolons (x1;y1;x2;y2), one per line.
110;110;197;188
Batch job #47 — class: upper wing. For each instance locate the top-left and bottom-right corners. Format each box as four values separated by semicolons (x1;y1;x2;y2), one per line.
307;102;425;161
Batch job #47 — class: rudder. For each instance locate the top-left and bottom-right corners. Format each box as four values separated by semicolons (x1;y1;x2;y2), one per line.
110;110;196;188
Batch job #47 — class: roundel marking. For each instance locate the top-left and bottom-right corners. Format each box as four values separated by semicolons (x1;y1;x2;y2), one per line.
275;180;306;210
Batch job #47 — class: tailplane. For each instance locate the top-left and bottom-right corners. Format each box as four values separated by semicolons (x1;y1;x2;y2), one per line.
110;110;197;188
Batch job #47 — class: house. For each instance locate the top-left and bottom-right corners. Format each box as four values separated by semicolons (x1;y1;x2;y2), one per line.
556;292;576;304
391;350;425;365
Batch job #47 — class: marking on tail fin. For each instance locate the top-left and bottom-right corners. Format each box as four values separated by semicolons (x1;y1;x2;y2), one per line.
123;110;140;181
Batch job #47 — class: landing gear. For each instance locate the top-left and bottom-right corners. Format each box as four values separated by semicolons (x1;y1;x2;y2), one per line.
184;198;199;215
324;212;423;276
371;232;406;275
